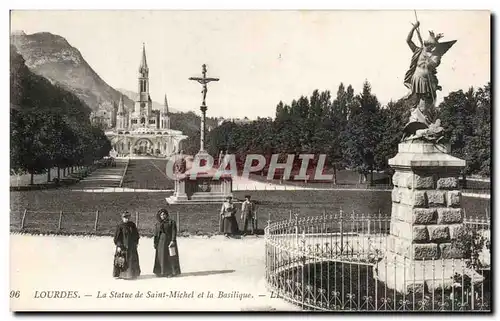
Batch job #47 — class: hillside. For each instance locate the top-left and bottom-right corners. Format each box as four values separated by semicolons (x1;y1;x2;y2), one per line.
10;44;90;121
10;31;134;112
10;44;111;175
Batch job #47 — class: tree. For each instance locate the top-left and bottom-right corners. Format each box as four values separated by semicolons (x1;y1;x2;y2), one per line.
11;109;53;183
463;83;491;177
342;81;382;184
204;80;490;186
374;99;410;173
10;45;113;181
328;83;354;183
438;88;477;185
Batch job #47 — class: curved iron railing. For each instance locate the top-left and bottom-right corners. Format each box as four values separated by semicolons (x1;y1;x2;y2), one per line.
264;211;491;311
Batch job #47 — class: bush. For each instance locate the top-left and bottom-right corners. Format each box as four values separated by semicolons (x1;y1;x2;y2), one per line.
450;225;490;269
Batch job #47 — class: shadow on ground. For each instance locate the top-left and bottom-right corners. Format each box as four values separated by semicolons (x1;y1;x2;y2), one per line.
177;269;235;278
136;269;235;280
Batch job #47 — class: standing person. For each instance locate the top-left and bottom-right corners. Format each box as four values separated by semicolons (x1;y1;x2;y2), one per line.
153;209;181;277
241;195;257;236
113;211;141;280
219;196;239;237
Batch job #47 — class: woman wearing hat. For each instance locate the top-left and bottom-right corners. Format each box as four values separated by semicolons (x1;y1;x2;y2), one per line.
153;209;181;277
113;211;141;279
219;196;239;237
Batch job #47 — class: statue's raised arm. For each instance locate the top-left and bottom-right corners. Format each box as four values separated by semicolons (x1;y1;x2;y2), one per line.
406;21;421;52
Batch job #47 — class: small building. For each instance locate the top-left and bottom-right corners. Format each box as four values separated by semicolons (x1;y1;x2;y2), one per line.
217;116;253;126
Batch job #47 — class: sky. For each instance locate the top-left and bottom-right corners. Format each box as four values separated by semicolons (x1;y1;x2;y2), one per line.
10;10;490;119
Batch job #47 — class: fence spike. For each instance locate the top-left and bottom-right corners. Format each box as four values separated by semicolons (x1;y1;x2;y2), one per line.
94;210;99;231
20;209;27;230
58;210;63;230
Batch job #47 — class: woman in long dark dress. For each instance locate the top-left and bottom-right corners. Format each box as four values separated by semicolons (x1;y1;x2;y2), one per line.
219;196;239;237
113;211;141;279
153;209;181;277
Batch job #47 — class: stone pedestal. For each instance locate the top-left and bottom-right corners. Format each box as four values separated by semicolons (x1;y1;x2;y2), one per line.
168;178;189;203
166;170;233;204
167;153;233;204
375;142;481;293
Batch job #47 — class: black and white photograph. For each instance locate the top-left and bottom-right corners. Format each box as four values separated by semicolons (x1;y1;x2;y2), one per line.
8;9;491;312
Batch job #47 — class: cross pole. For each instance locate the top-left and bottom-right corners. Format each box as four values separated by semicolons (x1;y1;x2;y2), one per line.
189;64;220;154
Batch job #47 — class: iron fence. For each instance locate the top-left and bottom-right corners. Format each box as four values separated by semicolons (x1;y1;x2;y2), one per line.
10;208;183;237
264;211;491;312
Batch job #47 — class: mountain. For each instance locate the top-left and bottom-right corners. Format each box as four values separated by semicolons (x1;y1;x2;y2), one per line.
117;88;179;113
10;44;112;175
10;44;90;121
10;30;222;147
10;31;134;112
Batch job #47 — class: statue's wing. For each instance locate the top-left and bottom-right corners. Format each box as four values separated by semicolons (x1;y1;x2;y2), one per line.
432;40;457;57
404;121;428;132
402;121;429;140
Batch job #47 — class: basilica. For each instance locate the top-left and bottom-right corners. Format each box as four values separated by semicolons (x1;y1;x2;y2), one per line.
102;44;187;157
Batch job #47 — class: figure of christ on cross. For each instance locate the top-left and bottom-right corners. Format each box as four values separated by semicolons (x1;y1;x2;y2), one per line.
189;64;220;154
189;64;220;107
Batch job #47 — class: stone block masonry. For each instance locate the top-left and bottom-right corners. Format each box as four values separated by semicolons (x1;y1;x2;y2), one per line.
386;143;466;262
375;142;472;293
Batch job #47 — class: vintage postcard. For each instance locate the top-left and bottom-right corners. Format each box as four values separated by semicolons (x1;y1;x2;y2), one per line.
9;10;491;312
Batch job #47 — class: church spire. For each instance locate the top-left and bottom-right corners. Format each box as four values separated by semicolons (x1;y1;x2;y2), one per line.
163;94;169;114
117;95;125;113
137;43;150;103
161;93;171;130
139;43;148;74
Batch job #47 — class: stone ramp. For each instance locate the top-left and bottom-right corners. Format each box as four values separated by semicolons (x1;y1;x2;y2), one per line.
70;160;128;189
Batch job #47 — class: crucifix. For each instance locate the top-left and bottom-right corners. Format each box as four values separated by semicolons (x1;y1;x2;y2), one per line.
189;64;219;154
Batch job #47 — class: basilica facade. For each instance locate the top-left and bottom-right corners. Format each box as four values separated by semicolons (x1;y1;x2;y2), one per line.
104;44;187;157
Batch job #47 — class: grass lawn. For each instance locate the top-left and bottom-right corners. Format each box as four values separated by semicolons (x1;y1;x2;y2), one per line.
10;189;490;236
